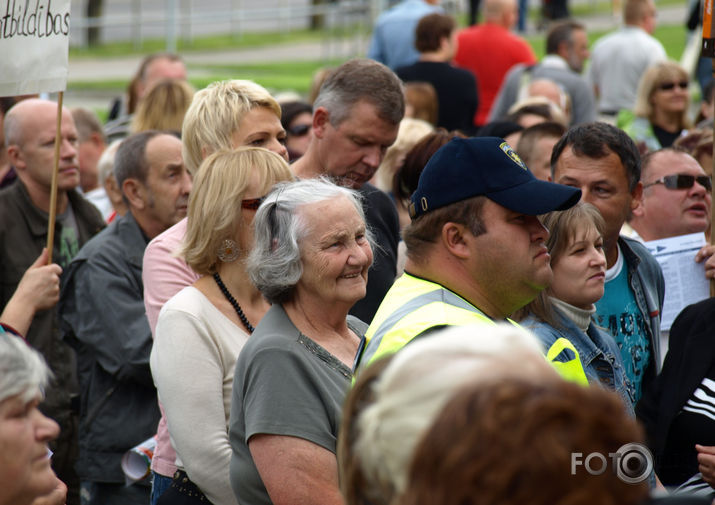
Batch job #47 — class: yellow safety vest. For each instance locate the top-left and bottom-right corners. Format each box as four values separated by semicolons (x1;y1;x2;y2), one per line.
357;273;588;386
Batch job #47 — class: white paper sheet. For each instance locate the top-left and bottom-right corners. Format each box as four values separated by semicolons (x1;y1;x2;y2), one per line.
643;232;710;332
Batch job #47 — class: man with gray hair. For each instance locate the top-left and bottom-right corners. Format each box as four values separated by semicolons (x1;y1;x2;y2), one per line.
60;130;191;505
292;58;404;322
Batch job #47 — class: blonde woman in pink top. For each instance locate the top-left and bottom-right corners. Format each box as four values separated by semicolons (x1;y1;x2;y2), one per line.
142;79;289;505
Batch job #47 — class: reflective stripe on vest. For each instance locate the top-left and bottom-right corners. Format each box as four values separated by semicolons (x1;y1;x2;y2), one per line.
360;274;589;386
546;337;589;386
360;274;493;366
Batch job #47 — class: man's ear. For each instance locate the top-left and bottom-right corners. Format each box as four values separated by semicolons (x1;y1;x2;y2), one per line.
556;41;570;61
439;35;450;53
312;107;330;139
121;178;147;210
89;131;106;150
630;200;645;218
441;222;471;259
630;181;644;212
6;144;24;171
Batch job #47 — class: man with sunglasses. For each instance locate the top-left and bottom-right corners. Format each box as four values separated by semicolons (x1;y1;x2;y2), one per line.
551;122;665;403
59;131;191;505
630;148;711;242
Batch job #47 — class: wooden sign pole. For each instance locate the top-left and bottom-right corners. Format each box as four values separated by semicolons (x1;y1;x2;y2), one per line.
45;91;64;264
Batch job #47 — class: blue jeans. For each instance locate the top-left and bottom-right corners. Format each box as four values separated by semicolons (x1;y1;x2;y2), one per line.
151;472;173;505
518;0;528;31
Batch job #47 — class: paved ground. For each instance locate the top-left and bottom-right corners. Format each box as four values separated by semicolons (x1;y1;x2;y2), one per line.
63;2;689;109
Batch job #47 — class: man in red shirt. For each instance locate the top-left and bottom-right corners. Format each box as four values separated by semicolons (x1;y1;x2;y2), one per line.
454;0;536;127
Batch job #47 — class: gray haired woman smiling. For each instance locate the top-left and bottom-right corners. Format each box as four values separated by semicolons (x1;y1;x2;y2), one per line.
228;178;374;505
0;333;66;505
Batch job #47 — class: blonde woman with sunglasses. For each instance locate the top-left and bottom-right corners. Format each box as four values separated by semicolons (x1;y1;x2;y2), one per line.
150;148;293;505
620;61;692;151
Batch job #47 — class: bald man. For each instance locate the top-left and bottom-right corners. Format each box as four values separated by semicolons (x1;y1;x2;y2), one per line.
454;0;536;127
630;148;711;241
0;99;105;505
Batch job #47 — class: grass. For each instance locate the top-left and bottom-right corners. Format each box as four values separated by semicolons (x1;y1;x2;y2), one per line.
68;59;345;97
189;60;345;95
69;26;366;59
526;22;688;60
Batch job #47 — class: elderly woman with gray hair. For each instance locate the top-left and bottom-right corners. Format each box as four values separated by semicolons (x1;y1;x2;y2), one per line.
0;333;66;505
338;324;561;505
228;178;373;505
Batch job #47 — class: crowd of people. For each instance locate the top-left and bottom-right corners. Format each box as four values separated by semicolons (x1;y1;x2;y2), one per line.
2;0;715;504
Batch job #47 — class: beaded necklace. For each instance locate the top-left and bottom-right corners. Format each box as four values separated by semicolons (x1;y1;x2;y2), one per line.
213;272;255;333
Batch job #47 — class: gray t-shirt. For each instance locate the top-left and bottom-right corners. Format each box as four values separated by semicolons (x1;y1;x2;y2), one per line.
228;304;367;505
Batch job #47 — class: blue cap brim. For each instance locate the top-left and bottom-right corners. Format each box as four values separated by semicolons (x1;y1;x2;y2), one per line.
487;178;581;215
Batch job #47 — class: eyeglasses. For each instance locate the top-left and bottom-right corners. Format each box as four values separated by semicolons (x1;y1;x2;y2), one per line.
241;196;267;210
644;174;711;191
287;124;311;137
657;80;689;92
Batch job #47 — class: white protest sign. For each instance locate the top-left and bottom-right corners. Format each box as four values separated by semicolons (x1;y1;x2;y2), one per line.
0;0;71;95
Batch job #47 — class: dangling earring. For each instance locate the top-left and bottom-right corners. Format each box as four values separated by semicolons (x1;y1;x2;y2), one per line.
217;239;239;263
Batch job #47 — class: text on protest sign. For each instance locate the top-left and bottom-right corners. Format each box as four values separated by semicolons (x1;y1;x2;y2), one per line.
0;0;70;95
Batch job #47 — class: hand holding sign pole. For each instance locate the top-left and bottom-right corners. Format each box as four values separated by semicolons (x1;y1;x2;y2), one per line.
0;0;71;264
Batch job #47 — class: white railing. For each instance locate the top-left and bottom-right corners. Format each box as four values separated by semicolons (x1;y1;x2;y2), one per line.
68;0;377;51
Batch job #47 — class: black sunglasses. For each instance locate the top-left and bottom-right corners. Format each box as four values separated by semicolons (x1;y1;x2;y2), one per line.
644;174;711;191
657;80;689;91
241;196;267;210
288;124;311;137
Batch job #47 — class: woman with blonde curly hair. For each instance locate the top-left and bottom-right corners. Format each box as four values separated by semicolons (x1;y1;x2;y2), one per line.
621;61;692;151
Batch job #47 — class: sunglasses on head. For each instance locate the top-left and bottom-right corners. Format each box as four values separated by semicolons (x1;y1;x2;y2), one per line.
241;196;267;210
644;174;711;191
657;80;689;91
288;124;311;137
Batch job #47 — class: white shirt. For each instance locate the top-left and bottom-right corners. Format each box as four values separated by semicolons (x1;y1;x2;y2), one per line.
587;26;667;112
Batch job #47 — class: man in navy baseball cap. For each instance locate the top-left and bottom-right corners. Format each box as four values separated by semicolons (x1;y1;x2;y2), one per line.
357;137;587;386
409;136;580;219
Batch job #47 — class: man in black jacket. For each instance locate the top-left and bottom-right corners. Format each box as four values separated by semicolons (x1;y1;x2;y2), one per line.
0;98;105;505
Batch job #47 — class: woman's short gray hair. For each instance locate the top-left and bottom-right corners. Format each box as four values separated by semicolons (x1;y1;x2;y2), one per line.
247;177;371;304
0;333;51;405
352;324;558;504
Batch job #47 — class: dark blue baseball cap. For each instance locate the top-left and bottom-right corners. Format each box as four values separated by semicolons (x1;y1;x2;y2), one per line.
408;137;581;219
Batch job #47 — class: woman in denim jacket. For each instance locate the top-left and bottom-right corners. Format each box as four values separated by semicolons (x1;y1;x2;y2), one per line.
515;202;635;409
